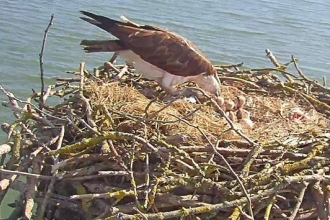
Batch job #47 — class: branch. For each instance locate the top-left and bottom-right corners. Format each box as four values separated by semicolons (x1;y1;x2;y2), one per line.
265;49;294;82
288;182;309;220
39;13;54;111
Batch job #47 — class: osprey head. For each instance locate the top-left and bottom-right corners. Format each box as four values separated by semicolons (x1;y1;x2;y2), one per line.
191;69;221;97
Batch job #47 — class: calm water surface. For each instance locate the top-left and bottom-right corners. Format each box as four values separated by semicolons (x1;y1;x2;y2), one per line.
0;0;330;216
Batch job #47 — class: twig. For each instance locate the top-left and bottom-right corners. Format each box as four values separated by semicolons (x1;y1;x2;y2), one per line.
265;49;293;82
70;188;138;200
215;62;244;69
263;195;276;220
0;168;53;180
144;96;179;119
143;154;150;209
104;61;120;74
291;55;330;94
52;77;81;82
288;181;309;220
0;84;23;117
133;207;148;220
79;62;85;94
219;76;263;90
52;154;110;173
23;156;41;220
116;64;128;79
39;13;54;110
49;131;159;156
129;146;143;211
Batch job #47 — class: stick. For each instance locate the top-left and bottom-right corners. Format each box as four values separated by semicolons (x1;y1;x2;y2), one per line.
0;168;53;180
288;182;309;220
39;13;54;111
265;49;293;82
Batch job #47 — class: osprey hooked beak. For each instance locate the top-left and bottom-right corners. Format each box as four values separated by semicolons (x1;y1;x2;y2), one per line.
193;74;221;97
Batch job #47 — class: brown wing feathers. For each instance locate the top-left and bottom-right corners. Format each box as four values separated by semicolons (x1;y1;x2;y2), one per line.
79;11;217;77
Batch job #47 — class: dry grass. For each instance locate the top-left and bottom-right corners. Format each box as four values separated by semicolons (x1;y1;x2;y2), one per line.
88;80;328;146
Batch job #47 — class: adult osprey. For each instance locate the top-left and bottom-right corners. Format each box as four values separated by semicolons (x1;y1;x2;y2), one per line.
79;11;221;96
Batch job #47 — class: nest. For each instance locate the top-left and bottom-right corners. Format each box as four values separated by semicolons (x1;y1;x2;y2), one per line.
1;49;330;220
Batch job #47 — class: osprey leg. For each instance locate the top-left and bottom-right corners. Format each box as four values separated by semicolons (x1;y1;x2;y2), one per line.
159;74;180;96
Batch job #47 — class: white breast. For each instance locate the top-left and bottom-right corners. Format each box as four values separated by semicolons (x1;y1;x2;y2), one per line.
117;50;165;81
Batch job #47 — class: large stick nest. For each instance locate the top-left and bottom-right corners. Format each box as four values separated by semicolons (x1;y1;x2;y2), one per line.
1;50;330;220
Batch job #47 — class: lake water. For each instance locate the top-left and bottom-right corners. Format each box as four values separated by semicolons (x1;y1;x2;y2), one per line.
0;0;330;217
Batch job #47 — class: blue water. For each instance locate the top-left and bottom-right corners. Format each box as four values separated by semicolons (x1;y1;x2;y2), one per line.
0;0;330;216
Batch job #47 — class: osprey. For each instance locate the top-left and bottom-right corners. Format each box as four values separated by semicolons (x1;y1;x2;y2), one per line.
79;11;221;96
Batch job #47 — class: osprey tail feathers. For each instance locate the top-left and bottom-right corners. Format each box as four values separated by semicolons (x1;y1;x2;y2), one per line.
80;40;126;53
80;11;141;43
79;11;125;32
